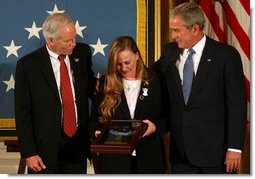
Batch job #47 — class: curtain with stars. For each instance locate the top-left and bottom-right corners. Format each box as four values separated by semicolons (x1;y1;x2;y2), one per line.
0;0;146;129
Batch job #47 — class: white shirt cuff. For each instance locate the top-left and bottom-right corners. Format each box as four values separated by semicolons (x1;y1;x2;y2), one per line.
228;148;242;153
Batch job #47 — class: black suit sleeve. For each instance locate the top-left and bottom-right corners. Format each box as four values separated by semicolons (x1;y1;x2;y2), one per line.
88;77;105;139
224;46;247;150
15;60;38;158
150;60;171;136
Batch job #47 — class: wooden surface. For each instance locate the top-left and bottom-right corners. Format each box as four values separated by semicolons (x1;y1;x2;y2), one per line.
4;140;26;174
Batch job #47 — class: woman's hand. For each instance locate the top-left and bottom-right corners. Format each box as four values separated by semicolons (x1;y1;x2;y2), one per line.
95;130;101;137
142;119;156;137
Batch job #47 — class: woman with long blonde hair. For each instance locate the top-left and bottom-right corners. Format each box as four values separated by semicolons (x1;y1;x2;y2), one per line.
89;36;165;174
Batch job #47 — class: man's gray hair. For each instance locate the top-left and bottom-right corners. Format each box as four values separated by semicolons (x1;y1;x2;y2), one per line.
42;13;74;40
170;2;205;30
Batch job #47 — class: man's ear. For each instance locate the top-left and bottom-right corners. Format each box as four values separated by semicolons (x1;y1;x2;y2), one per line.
193;24;200;35
47;37;55;47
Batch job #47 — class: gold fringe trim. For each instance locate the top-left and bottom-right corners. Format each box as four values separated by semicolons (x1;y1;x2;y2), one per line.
0;119;16;128
136;0;147;65
154;0;161;60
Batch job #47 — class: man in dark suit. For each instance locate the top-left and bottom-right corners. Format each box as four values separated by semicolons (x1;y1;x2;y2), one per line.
15;13;95;174
152;3;247;174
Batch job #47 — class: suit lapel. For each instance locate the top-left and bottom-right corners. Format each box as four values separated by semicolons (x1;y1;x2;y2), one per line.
119;81;145;119
119;93;132;119
39;46;60;101
134;81;146;118
163;48;184;104
69;54;79;99
162;38;216;106
188;37;216;104
170;62;183;101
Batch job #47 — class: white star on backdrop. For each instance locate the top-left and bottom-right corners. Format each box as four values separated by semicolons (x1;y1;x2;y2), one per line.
47;4;65;14
3;74;15;92
75;21;86;38
90;38;108;56
24;21;42;39
3;40;22;58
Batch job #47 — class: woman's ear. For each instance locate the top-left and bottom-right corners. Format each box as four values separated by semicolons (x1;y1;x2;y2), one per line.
135;52;139;62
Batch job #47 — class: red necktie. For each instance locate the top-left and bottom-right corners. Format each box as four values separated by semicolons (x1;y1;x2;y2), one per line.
58;55;77;137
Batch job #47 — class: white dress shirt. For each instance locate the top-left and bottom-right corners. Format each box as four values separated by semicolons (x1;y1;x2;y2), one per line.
123;79;141;119
178;35;206;84
46;46;78;124
123;79;141;156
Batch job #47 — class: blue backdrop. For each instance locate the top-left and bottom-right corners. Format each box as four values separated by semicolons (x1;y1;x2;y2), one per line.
0;0;137;119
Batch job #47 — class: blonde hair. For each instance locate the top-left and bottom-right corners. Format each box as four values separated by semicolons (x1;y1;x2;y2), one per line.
100;36;150;120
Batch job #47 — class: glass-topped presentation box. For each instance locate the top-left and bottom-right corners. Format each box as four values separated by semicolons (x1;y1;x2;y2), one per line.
90;120;148;154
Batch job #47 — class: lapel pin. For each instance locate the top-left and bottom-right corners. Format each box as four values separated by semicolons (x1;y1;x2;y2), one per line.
142;88;148;96
139;95;144;100
207;59;212;62
74;58;79;62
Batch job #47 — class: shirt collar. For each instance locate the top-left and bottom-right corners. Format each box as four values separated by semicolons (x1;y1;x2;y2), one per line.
46;45;60;60
182;35;206;55
191;34;206;55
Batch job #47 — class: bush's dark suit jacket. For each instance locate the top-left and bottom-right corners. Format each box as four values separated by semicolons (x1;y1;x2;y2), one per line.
152;36;247;167
89;75;165;174
15;43;95;173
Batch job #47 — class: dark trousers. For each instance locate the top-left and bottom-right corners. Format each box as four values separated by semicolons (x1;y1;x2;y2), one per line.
28;128;88;174
131;156;138;174
54;158;87;174
96;154;137;174
56;127;87;174
171;155;228;174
